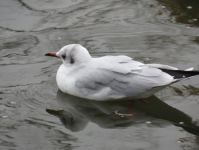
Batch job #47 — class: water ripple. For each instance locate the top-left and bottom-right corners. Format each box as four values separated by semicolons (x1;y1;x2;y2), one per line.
1;0;199;149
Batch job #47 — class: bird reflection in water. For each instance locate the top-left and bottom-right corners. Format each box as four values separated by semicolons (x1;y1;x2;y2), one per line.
47;90;199;135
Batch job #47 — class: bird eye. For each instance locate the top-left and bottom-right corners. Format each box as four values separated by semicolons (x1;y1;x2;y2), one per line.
62;54;66;60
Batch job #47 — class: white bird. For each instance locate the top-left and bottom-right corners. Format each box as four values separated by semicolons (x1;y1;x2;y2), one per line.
45;44;199;101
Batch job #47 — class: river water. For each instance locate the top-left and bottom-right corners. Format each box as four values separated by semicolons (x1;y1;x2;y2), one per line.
0;0;199;149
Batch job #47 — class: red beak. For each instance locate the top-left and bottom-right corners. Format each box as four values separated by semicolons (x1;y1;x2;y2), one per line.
45;52;59;58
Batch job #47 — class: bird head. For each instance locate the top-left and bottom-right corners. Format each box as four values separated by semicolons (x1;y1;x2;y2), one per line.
45;44;92;66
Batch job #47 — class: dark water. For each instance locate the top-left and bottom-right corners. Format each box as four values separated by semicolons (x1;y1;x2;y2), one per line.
0;0;199;149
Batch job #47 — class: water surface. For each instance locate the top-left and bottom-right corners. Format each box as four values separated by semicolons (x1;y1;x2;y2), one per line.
0;0;199;149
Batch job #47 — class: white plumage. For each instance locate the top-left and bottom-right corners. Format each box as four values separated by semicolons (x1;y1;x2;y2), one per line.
46;44;194;101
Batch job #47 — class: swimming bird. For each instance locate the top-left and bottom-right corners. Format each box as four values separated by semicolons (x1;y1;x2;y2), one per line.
45;44;199;101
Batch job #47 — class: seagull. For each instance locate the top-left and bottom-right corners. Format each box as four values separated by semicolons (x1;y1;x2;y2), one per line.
45;44;199;101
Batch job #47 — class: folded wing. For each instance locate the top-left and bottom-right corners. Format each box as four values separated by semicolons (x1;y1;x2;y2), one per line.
75;56;174;100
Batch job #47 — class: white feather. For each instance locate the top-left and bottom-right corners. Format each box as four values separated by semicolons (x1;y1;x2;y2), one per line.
55;44;184;101
145;64;178;70
185;67;194;71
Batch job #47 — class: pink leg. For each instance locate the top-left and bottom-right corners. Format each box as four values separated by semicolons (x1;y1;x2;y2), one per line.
126;100;137;115
139;98;149;104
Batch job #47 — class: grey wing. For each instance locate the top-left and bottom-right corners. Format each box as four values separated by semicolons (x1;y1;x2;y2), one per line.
75;56;174;100
75;68;130;100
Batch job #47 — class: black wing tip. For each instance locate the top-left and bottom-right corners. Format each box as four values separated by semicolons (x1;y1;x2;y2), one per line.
160;69;199;79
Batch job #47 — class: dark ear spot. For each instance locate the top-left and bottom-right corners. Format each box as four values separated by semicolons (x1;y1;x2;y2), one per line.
70;46;75;64
70;57;74;64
